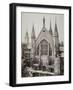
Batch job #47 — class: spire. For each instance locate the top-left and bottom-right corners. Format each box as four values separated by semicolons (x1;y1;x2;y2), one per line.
49;21;53;35
31;25;36;57
31;25;36;39
43;17;45;27
54;17;59;56
54;18;59;37
25;30;29;45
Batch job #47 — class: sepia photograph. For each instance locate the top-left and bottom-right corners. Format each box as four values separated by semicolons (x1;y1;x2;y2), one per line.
21;12;64;77
10;3;71;86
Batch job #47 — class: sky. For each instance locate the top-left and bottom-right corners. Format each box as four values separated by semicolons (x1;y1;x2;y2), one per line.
21;12;64;43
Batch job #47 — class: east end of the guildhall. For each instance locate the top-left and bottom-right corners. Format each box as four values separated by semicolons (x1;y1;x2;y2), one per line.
22;17;64;77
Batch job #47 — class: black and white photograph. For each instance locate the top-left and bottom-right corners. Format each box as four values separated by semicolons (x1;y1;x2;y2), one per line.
21;13;64;77
9;3;71;86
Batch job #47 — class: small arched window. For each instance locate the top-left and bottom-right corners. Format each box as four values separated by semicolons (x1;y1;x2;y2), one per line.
49;44;52;56
36;46;39;55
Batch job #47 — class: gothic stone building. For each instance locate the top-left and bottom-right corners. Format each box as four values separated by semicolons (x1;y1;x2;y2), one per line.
22;17;63;76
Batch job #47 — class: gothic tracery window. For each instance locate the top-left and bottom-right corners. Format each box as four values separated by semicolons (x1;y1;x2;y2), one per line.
41;40;48;55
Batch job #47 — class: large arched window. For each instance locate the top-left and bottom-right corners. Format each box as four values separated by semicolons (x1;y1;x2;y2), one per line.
41;40;48;55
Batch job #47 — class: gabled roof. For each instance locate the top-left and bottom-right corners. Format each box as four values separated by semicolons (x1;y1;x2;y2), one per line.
36;27;54;51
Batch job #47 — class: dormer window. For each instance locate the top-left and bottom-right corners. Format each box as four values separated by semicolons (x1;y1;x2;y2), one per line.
43;30;45;32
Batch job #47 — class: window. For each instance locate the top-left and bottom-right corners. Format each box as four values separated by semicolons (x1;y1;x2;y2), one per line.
49;44;52;56
41;40;48;55
36;46;39;55
49;68;54;72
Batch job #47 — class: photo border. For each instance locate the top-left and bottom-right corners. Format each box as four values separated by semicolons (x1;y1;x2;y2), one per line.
9;3;71;87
